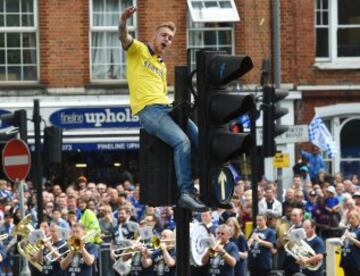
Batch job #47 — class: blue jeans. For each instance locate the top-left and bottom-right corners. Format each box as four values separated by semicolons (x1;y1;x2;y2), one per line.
139;104;198;194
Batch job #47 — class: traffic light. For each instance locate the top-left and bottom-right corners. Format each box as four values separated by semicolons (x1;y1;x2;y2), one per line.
0;109;27;142
262;86;289;157
196;50;255;207
43;126;63;164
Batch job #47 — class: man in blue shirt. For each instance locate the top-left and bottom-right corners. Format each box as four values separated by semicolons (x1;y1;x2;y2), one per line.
301;146;324;183
42;223;68;276
60;223;99;276
283;208;304;276
300;219;325;276
143;229;176;276
202;224;240;276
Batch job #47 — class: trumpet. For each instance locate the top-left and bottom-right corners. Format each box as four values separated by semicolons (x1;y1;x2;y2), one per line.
209;240;222;257
149;236;175;249
339;226;351;246
112;236;176;258
46;230;98;262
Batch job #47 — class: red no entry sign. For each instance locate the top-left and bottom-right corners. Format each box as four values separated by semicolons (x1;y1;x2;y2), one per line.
2;138;31;182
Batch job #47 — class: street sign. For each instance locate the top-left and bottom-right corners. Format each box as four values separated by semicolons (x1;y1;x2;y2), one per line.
210;167;234;205
273;152;290;168
257;124;309;146
2;138;31;182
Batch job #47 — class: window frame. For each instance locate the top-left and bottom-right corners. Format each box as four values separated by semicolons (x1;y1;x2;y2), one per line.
0;0;39;83
186;16;235;70
187;0;239;23
315;0;360;69
89;0;137;83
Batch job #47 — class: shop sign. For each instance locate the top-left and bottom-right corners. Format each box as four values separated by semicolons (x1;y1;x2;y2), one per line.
49;107;140;129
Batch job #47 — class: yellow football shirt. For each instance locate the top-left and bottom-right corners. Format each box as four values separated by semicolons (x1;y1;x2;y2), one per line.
126;39;170;115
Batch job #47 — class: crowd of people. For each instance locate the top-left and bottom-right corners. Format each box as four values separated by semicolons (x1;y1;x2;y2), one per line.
0;152;359;276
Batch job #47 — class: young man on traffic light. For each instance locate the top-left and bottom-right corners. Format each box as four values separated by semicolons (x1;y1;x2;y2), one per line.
119;6;207;212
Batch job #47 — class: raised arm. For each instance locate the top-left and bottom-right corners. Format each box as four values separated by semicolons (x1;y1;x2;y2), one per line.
119;6;136;49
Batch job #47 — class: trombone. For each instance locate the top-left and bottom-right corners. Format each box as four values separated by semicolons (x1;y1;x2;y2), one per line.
112;236;175;258
46;229;98;262
112;237;142;258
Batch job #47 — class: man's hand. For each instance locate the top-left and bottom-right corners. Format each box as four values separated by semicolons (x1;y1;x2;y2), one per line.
118;7;136;49
120;6;137;22
297;256;308;266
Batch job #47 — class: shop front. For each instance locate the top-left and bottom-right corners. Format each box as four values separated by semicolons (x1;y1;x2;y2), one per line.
0;95;141;186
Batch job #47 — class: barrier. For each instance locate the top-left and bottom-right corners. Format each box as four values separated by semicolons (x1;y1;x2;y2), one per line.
326;238;344;276
245;221;253;239
1;253;21;276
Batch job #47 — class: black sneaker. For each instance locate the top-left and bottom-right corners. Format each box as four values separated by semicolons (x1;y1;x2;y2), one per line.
177;193;209;212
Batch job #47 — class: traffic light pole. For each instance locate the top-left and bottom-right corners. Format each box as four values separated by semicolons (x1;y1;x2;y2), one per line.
273;0;284;200
173;66;191;276
33;100;43;225
19;180;31;276
250;103;259;225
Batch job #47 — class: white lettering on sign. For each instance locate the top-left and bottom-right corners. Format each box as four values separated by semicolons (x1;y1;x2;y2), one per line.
85;108;137;127
4;155;29;166
60;112;84;124
256;125;309;146
59;108;139;127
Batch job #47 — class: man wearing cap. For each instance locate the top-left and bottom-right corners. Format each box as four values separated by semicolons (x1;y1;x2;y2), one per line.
325;185;341;227
299;166;311;184
305;190;317;219
325;186;341;212
352;192;360;209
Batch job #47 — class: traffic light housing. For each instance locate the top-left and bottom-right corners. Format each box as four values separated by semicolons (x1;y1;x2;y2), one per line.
262;86;289;157
0;109;27;142
196;51;255;207
43;126;63;164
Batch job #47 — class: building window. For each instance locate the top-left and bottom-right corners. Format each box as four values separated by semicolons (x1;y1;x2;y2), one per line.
340;118;360;177
187;21;234;70
315;0;360;65
0;0;38;81
187;0;238;70
90;0;136;81
187;0;239;23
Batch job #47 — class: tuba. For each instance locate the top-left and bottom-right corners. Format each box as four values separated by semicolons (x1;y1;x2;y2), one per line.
284;225;323;271
11;214;44;271
276;217;290;247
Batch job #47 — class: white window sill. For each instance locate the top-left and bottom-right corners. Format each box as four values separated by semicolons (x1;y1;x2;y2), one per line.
314;61;360;70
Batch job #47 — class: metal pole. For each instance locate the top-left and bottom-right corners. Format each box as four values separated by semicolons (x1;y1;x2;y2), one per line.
250;101;259;226
173;66;191;276
272;0;283;199
272;0;281;89
18;180;31;276
33;100;43;225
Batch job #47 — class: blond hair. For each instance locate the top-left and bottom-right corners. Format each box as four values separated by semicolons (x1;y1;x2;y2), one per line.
226;217;244;239
156;21;176;33
349;209;360;221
